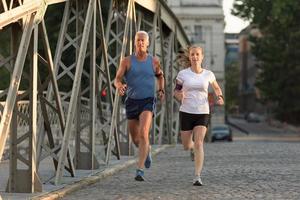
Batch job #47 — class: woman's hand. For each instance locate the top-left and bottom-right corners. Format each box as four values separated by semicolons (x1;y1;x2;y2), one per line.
174;90;184;102
216;95;224;105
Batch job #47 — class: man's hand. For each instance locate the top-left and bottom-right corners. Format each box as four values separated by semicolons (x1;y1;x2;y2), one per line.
117;84;127;96
157;89;165;101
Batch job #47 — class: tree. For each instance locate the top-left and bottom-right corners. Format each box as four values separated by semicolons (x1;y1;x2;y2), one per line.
225;62;240;113
232;0;300;124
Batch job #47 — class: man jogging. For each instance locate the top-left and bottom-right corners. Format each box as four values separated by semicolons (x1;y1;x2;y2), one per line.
114;31;165;181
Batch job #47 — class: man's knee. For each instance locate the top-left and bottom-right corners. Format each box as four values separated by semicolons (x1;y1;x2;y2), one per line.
140;125;150;135
132;138;139;147
139;134;148;143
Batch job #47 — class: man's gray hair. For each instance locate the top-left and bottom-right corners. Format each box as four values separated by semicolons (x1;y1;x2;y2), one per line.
135;30;149;41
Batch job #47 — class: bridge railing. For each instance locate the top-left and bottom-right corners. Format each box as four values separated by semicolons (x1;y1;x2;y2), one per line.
0;0;189;192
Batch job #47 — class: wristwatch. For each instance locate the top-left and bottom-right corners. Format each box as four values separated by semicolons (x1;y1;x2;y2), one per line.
217;95;224;100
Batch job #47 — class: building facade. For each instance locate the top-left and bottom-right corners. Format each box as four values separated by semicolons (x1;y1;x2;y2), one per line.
167;0;226;124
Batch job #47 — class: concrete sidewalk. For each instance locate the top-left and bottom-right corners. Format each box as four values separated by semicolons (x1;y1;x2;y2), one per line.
0;145;172;200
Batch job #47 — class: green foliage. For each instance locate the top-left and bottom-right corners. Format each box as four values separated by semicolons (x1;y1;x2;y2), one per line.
225;62;240;113
233;0;300;124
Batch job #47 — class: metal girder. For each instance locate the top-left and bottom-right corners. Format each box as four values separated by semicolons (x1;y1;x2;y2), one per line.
0;0;49;30
36;2;74;179
47;0;67;5
0;2;39;29
37;19;75;177
100;0;132;160
5;16;43;193
105;0;135;164
75;0;100;170
0;0;190;192
0;13;35;161
54;0;95;185
135;0;189;48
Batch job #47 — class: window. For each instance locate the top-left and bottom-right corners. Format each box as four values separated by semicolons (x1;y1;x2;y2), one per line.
194;25;203;42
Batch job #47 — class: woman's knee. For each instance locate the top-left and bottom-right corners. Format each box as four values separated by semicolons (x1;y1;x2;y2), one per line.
183;145;190;151
194;140;204;149
182;143;193;150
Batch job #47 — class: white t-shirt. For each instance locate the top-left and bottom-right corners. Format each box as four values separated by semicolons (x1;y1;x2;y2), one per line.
176;68;216;114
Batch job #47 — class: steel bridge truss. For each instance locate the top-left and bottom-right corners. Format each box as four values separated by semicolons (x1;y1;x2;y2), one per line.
0;0;189;192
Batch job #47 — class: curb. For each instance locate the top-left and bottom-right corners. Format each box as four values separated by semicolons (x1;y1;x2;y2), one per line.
227;120;249;135
32;145;173;200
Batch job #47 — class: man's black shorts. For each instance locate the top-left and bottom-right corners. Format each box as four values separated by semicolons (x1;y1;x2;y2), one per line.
125;97;156;120
179;111;210;131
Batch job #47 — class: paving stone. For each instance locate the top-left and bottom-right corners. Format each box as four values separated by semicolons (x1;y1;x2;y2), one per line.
63;141;300;200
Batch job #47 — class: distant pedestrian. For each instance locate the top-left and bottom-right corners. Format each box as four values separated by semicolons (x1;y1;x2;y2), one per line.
114;31;165;181
174;46;224;186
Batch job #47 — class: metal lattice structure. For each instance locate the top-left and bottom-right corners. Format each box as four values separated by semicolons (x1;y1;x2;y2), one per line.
0;0;189;193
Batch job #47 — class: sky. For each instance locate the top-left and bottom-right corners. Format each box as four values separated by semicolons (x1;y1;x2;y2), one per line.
223;0;249;33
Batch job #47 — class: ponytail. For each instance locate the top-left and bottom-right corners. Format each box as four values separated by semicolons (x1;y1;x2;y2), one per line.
176;47;190;68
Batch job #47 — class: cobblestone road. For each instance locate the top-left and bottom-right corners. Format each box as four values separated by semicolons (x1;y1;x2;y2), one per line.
63;141;300;200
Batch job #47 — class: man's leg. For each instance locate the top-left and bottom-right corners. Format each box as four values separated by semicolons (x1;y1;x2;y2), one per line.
128;119;140;147
137;111;152;170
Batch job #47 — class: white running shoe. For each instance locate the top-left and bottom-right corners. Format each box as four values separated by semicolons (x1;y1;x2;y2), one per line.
193;175;203;186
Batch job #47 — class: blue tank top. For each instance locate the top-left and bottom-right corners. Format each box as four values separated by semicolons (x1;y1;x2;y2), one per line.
125;55;155;99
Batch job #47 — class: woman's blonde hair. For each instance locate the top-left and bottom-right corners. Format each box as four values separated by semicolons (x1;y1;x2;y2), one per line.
176;46;203;68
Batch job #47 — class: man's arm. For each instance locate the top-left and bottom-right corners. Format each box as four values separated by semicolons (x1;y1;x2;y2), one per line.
153;57;165;100
153;57;164;90
114;57;129;96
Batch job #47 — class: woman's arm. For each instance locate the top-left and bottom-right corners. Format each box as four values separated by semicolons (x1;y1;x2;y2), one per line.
211;80;224;105
174;80;184;102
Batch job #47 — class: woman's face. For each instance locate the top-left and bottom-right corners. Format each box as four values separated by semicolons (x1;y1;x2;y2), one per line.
189;48;203;66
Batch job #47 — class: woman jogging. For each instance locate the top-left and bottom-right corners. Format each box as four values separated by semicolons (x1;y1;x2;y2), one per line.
174;46;224;186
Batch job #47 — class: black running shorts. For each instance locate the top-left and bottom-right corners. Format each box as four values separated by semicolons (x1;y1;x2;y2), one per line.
125;97;156;120
179;111;210;131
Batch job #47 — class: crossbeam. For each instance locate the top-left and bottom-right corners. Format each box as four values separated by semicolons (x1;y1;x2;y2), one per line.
0;0;190;193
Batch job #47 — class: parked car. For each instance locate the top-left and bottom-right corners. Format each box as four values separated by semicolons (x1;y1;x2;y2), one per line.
244;112;261;123
211;124;233;142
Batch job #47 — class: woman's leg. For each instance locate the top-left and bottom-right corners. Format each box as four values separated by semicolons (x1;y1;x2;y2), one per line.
193;126;207;176
181;130;194;150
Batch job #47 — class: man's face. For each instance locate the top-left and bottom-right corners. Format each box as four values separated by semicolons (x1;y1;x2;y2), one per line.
135;33;149;53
